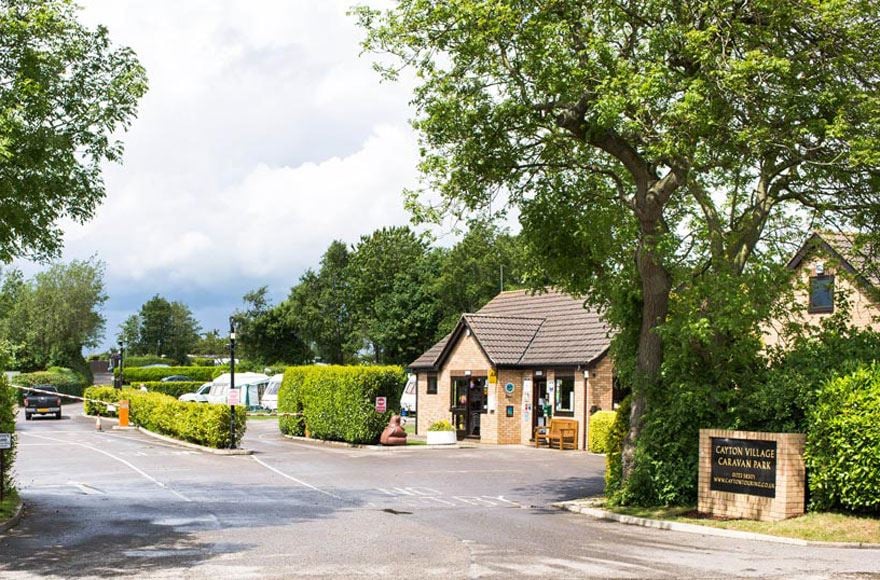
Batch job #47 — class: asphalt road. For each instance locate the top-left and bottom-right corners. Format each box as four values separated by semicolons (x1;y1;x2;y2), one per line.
1;405;878;579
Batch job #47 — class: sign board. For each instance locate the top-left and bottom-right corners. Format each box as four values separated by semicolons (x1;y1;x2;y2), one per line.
710;437;777;498
504;382;515;395
227;388;240;406
0;433;10;450
488;368;497;384
506;405;514;418
375;396;387;413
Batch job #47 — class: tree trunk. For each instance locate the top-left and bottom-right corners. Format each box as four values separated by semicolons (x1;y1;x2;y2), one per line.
621;232;671;481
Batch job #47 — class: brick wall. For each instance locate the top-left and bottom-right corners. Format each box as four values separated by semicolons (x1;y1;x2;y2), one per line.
698;429;805;522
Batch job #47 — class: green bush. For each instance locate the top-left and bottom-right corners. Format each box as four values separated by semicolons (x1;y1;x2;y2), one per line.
588;411;617;453
806;364;880;514
428;420;454;431
134;381;205;398
189;357;215;367
83;386;121;417
604;397;630;500
0;376;16;495
123;356;178;368
278;365;406;444
122;366;216;383
14;369;88;402
126;389;246;448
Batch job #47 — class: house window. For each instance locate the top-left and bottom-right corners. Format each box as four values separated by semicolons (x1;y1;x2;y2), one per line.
427;374;438;395
554;375;575;416
809;276;834;313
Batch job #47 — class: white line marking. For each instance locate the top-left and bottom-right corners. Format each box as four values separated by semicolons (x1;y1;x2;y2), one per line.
20;432;191;502
251;455;342;499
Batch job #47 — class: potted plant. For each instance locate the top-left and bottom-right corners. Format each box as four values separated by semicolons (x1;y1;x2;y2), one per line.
426;420;457;445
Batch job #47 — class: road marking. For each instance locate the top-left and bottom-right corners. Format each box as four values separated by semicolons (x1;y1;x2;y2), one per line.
250;455;342;500
66;481;105;495
20;432;192;503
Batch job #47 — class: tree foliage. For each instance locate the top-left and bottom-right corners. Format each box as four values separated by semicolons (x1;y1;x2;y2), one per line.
122;295;200;364
357;0;880;503
233;286;311;366
0;0;147;262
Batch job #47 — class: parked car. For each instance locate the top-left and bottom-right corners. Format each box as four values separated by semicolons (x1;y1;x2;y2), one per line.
23;385;62;420
400;374;416;414
178;382;213;403
261;374;283;411
160;374;193;382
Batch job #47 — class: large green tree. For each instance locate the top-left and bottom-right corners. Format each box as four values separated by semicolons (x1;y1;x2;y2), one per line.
0;0;147;262
233;287;310;365
358;0;880;498
123;295;200;363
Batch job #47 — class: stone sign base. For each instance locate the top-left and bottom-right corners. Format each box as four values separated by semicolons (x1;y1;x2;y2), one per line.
699;429;805;522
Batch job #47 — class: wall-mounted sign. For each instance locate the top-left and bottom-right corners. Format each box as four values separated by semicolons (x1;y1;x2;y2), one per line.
375;397;387;413
488;368;497;384
710;437;777;498
504;382;515;395
506;406;514;417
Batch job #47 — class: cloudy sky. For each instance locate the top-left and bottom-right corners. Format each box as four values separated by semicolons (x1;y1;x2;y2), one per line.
20;0;437;350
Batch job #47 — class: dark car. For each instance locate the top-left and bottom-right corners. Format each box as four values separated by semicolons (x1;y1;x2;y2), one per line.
24;385;62;420
160;375;193;382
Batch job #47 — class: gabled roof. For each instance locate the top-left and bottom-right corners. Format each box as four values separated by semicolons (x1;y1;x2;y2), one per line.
409;289;612;371
788;231;880;291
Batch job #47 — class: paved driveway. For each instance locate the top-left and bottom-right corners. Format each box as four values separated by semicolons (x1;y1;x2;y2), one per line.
0;406;877;578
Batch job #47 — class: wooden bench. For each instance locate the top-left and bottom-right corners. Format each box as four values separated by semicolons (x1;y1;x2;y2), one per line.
548;418;578;450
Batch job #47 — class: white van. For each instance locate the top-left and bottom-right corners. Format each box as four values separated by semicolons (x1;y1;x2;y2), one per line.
399;374;416;414
262;374;283;411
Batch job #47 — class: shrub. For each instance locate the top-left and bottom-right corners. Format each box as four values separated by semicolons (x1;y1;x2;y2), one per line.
604;397;630;501
122;366;216;383
806;364;880;514
428;420;454;431
189;357;216;367
124;356;178;368
126;389;246;448
134;381;204;399
83;386;121;417
14;368;88;402
0;376;16;495
278;365;406;444
588;411;617;453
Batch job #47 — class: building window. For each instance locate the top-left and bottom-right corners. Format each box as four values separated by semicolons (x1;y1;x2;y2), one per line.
427;374;438;395
809;276;834;313
554;375;575;416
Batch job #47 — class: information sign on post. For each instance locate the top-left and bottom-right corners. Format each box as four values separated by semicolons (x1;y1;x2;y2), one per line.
375;397;387;413
227;388;240;406
0;432;9;502
0;433;10;449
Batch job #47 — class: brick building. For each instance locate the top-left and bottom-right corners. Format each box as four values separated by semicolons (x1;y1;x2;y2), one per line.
409;289;617;449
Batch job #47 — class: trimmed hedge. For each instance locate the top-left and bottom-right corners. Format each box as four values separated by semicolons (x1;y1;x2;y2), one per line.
806;364;880;514
122;366;216;383
0;376;16;495
135;381;205;399
588;411;617;453
124;356;178;368
278;365;406;444
84;386;121;417
14;368;88;402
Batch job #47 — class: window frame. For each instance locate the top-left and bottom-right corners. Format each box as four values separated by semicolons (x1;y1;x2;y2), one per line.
553;374;575;417
808;275;835;314
426;374;438;395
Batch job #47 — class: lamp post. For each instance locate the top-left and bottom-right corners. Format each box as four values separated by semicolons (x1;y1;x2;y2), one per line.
228;317;236;449
117;340;125;388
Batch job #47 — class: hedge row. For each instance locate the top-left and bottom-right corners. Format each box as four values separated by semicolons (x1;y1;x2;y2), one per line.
0;376;16;495
13;368;88;402
84;387;246;448
135;381;205;398
807;364;880;514
84;386;121;417
122;366;217;383
123;356;178;368
278;365;406;444
588;411;617;453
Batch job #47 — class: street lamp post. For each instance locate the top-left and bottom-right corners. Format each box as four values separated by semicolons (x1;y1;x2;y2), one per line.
229;317;236;450
117;340;125;388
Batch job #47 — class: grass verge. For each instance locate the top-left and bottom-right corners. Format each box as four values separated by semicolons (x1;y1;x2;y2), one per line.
606;504;880;544
0;488;20;522
246;413;279;421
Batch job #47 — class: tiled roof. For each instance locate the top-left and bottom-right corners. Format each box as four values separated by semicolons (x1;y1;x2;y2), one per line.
789;231;880;290
409;289;612;370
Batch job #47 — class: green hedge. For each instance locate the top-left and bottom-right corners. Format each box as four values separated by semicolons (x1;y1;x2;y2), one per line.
83;386;121;417
13;369;88;402
0;376;16;495
588;411;617;453
278;365;406;444
122;366;216;383
604;397;631;501
806;365;880;514
136;381;205;398
123;356;178;368
189;357;216;367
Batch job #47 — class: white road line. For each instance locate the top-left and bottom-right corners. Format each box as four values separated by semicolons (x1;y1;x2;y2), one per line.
20;432;192;503
250;455;343;500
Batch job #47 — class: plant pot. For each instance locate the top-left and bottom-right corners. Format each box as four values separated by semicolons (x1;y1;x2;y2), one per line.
426;430;456;445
